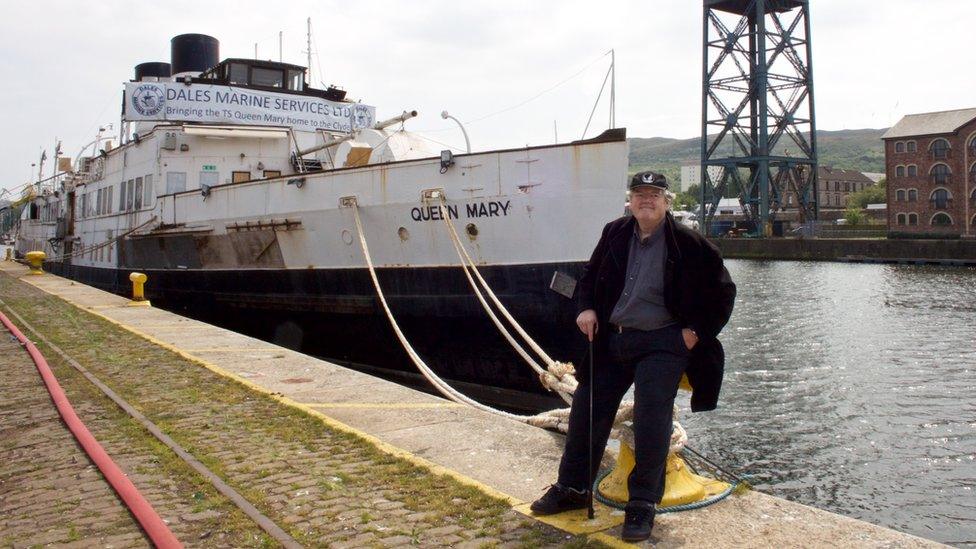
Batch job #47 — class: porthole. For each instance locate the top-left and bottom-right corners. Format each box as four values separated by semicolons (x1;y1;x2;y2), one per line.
465;223;479;240
398;227;410;241
341;229;353;245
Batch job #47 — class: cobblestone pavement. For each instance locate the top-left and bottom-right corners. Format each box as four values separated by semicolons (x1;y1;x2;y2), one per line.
0;318;273;547
0;273;599;548
0;338;149;548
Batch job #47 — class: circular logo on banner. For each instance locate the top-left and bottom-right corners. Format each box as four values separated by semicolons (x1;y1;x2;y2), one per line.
352;104;374;130
131;84;166;117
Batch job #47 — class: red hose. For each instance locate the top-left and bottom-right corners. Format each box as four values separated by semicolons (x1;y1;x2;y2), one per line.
0;312;183;549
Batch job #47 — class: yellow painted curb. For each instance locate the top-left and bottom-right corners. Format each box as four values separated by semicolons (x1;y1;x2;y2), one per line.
303;402;465;409
513;502;624;535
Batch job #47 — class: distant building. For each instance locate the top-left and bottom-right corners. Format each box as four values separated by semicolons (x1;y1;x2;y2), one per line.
882;107;976;237
680;164;723;193
770;167;874;210
815;167;875;210
714;197;743;215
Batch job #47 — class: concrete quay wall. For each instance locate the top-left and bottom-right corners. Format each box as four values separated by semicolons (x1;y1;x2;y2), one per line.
713;237;976;264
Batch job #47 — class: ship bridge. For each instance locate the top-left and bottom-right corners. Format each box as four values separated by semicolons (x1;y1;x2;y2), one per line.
199;58;347;102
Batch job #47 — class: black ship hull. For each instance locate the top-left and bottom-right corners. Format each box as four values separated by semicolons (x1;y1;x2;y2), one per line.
48;261;588;411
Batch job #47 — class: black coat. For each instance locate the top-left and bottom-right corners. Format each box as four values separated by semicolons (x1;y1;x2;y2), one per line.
576;212;736;412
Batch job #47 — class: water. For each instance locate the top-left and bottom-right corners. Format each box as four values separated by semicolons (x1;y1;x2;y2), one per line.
673;260;976;545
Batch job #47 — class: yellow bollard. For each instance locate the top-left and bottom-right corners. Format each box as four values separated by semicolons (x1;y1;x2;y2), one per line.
25;251;46;275
127;272;151;307
597;374;731;508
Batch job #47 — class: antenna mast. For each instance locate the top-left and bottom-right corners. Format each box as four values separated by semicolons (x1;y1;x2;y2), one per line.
306;17;313;85
609;49;615;128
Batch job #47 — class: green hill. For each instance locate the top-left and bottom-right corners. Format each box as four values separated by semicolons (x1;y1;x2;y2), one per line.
629;128;887;183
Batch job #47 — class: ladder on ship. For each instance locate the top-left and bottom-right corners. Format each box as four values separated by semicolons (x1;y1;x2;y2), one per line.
290;152;323;173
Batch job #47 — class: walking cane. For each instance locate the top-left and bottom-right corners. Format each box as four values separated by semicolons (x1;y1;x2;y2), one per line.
587;335;595;519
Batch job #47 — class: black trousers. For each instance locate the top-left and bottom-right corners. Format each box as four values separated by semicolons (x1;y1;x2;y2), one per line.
557;324;689;503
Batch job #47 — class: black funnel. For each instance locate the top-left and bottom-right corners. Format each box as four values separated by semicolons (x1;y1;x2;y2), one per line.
134;62;171;80
171;34;219;74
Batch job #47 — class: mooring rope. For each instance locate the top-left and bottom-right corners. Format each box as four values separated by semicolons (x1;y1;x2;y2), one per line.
351;196;698;491
430;192;574;404
350;199;535;422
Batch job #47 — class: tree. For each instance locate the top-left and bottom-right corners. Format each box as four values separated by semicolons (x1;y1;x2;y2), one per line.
673;191;699;211
847;178;886;209
844;205;864;226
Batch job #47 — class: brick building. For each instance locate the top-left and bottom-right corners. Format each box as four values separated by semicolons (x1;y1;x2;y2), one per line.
882;108;976;237
774;167;873;210
816;167;875;209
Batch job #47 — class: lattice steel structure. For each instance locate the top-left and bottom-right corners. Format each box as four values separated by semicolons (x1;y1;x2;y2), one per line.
700;0;818;236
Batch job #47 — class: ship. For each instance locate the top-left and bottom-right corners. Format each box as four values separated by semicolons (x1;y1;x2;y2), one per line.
14;33;629;411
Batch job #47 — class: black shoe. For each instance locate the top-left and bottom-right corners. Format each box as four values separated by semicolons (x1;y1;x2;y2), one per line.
621;500;655;542
529;484;589;515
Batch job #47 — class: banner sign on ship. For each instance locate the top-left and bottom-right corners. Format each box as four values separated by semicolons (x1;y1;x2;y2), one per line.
124;82;376;133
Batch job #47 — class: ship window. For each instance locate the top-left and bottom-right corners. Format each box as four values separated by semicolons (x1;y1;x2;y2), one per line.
126;179;135;210
134;177;143;209
232;171;250;183
166;172;187;194
229;63;248;85
288;69;304;90
252;67;283;88
144;174;153;206
263;170;281;179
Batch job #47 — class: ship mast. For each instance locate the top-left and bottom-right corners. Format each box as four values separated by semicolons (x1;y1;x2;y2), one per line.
305;17;313;86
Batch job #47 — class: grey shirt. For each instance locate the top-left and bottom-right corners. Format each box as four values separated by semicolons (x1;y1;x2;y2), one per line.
608;222;676;331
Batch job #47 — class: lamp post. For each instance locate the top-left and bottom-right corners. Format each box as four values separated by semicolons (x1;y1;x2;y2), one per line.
440;111;471;154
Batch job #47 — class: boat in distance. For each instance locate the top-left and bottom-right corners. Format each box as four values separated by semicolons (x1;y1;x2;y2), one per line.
15;33;629;410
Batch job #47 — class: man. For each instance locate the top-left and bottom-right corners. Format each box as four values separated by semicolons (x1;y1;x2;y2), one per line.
530;171;736;542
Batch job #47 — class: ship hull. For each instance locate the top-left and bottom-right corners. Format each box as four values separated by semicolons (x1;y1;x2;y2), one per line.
48;260;589;410
25;129;628;411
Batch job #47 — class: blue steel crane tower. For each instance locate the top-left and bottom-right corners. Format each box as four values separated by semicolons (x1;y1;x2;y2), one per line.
700;0;818;236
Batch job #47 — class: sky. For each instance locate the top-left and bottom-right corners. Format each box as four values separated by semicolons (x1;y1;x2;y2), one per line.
1;0;973;192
